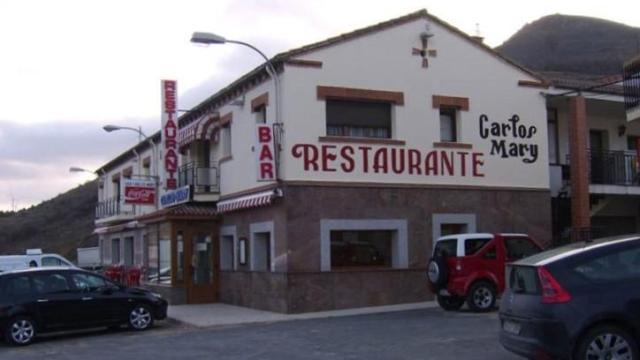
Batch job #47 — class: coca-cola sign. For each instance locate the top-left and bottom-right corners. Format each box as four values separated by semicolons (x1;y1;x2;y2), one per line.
123;179;156;205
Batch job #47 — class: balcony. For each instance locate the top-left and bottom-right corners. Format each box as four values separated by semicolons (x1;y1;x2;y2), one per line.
589;150;639;186
178;162;220;195
563;150;640;195
95;196;130;220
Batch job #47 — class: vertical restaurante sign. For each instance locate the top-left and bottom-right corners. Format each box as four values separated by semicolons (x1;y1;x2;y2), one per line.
161;80;178;189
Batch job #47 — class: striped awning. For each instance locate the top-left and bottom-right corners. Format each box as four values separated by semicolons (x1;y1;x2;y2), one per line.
94;221;141;235
177;114;219;149
216;189;279;214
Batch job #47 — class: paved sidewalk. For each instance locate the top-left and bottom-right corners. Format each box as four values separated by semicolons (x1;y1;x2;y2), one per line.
168;301;437;328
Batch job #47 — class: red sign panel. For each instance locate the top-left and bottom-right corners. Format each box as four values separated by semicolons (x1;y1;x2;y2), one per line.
123;179;156;205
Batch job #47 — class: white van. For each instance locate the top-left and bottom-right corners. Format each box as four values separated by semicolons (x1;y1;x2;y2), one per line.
0;249;76;273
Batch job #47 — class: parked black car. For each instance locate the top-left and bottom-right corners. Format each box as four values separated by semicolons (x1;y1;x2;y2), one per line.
0;267;167;346
499;235;640;359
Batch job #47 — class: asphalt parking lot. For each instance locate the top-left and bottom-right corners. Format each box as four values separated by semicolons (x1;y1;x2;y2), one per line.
1;308;520;360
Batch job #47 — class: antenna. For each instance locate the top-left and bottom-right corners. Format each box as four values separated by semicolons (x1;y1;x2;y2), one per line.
471;23;484;43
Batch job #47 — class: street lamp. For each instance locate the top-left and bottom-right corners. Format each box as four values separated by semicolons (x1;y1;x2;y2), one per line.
190;32;282;180
103;124;160;210
69;166;95;174
103;124;158;181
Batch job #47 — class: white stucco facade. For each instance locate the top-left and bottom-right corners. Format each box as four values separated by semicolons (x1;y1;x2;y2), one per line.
278;17;549;190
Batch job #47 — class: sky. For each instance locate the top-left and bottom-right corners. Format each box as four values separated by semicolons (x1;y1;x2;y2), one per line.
0;0;638;211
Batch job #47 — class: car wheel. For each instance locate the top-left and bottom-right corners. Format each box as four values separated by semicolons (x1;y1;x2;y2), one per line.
576;324;638;360
466;281;496;312
436;294;465;311
128;304;154;331
427;257;449;287
4;316;36;346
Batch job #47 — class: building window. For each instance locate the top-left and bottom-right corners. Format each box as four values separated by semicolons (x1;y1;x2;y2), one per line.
326;99;392;139
111;238;121;264
330;230;392;269
220;235;234;270
320;219;408;272
548;108;559;164
123;236;134;266
255;105;267;124
222;123;232;157
176;232;184;282
142;157;151;177
158;239;171;284
439;107;457;142
251;232;271;272
252;92;269;124
440;223;468;236
250;221;274;272
112;179;121;201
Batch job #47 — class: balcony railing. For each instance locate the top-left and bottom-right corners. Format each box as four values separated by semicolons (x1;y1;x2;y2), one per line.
96;196;121;219
178;162;220;194
567;150;640;186
589;150;639;186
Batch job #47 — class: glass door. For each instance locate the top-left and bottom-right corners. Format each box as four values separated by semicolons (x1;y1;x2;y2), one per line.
186;233;217;303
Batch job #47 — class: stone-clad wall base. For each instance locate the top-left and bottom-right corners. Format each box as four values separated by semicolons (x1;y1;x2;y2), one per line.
218;270;430;314
219;271;288;313
287;270;431;313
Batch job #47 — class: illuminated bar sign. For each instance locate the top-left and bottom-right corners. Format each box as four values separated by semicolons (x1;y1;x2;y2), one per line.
256;124;276;181
161;80;178;189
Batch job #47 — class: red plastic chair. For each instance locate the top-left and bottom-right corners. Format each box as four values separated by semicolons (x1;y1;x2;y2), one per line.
126;267;142;287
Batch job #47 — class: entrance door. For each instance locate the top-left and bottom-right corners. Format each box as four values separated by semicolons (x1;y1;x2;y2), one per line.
185;233;217;303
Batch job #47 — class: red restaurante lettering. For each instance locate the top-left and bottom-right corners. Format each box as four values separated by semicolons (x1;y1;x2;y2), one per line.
291;144;485;177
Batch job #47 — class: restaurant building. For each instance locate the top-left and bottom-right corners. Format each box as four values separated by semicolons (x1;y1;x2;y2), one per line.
95;10;552;312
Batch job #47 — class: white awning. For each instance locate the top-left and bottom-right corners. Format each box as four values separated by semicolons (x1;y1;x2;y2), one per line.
93;221;141;235
216;189;280;214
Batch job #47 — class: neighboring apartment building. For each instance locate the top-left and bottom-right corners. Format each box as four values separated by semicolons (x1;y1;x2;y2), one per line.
543;69;640;242
95;10;552;312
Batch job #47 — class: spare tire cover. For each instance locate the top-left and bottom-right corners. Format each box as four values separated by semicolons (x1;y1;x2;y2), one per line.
427;257;448;287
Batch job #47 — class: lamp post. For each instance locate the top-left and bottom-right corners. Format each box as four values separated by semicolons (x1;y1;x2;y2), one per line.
190;32;282;180
102;125;157;179
103;124;159;209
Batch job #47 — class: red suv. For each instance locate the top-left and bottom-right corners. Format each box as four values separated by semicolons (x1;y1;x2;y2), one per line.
427;233;542;312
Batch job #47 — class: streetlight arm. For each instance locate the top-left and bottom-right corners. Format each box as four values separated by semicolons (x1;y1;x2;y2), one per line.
225;40;279;92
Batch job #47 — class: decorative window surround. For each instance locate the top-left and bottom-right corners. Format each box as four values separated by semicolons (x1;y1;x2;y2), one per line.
320;219;408;272
432;95;470;111
431;214;477;246
251;93;269;112
220;225;238;271
249;221;275;272
317;86;404;105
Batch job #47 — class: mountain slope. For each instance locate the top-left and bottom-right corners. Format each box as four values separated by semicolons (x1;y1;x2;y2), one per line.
0;180;98;261
497;14;640;75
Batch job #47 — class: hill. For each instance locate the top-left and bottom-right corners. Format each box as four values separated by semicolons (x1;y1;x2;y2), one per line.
497;14;640;75
0;180;98;261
